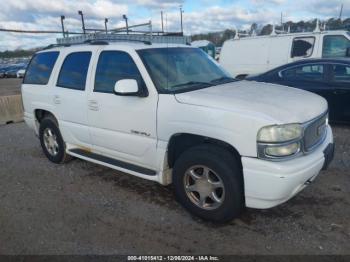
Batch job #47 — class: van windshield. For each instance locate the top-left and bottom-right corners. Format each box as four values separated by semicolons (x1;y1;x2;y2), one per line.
137;47;235;93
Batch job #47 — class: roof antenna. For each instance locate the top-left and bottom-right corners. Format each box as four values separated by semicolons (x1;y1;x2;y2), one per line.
314;19;320;33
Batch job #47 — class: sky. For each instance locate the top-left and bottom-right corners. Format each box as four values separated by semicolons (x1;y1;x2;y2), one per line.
0;0;348;51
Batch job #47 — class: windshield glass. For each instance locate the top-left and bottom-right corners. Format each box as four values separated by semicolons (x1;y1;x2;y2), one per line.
137;47;235;93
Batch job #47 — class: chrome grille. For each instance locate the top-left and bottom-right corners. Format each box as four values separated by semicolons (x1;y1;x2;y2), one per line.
303;112;327;152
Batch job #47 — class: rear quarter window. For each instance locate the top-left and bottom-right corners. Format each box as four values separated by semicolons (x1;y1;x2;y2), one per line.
23;51;59;85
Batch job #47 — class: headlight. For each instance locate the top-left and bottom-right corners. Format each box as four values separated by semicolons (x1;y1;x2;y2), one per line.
257;123;303;143
265;142;300;157
257;123;303;160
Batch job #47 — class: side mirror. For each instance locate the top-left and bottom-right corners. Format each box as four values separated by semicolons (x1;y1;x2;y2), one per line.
114;79;139;96
346;47;350;57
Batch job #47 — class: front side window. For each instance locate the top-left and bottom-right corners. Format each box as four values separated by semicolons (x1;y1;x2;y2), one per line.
322;35;350;58
57;52;91;90
291;37;315;58
281;64;324;81
95;51;145;93
137;47;235;93
23;52;59;85
330;64;350;85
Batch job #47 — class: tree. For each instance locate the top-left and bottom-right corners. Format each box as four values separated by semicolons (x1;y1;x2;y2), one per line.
250;23;258;34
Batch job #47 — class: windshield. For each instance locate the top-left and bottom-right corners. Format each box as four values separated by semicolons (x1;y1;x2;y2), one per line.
137;47;235;93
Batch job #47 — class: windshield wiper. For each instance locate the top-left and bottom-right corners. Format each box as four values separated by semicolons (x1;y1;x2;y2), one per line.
171;81;213;88
210;76;236;84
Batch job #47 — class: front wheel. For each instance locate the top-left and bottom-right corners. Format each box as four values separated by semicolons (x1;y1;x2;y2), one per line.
173;145;244;223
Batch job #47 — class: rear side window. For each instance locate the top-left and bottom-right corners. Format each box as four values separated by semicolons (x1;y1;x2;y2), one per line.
281;64;324;81
57;52;91;90
23;52;59;85
331;64;350;84
94;51;144;93
291;37;315;58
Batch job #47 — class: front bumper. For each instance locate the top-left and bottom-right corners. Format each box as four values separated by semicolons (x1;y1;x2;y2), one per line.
242;125;333;209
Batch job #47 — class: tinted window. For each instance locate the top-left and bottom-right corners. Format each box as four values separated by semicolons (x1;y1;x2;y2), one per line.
331;64;350;84
281;64;324;81
23;52;59;85
95;51;144;93
57;52;91;90
291;37;315;58
323;35;350;58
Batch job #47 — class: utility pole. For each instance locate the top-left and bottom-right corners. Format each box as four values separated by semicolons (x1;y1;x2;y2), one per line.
180;5;184;34
60;15;65;38
78;10;86;34
123;15;129;34
104;18;108;34
280;12;283;25
161;11;164;33
339;3;344;20
281;12;284;31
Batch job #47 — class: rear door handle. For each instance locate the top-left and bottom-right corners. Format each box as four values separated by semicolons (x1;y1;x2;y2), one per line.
53;95;61;104
333;90;347;95
88;100;99;111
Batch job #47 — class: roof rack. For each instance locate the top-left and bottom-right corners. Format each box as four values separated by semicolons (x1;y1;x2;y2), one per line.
57;21;191;45
232;19;330;40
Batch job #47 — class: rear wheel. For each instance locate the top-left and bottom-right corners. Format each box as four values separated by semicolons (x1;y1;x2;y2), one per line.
173;144;244;223
39;116;72;164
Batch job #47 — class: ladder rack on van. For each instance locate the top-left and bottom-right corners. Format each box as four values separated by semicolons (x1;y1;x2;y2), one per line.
56;21;191;45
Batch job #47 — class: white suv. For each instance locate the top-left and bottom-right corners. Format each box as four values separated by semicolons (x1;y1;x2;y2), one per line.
21;41;334;222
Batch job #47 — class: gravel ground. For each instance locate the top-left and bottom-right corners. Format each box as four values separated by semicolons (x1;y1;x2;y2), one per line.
0;122;349;255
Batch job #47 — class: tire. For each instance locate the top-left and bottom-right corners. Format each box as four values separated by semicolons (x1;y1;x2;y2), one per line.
39;115;72;164
173;144;244;223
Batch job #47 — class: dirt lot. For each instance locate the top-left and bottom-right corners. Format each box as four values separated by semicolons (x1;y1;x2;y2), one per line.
0;122;349;255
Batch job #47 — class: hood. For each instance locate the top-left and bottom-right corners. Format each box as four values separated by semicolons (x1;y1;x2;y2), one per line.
175;80;328;124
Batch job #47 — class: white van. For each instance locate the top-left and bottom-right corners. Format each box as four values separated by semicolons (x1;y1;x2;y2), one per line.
220;29;350;78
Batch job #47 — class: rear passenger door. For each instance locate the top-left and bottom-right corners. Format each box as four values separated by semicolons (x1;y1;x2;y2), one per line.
52;49;93;148
328;63;350;123
87;49;158;169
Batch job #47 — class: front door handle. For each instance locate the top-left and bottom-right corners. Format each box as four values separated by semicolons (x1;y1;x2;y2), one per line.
88;100;99;111
53;95;61;104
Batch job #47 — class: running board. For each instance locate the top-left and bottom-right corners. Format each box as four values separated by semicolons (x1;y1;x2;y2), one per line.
69;148;157;176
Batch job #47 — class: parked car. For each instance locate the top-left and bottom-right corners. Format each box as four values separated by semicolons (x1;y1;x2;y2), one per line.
21;42;334;222
247;58;350;124
0;68;7;78
17;68;26;78
5;69;18;78
220;27;350;79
